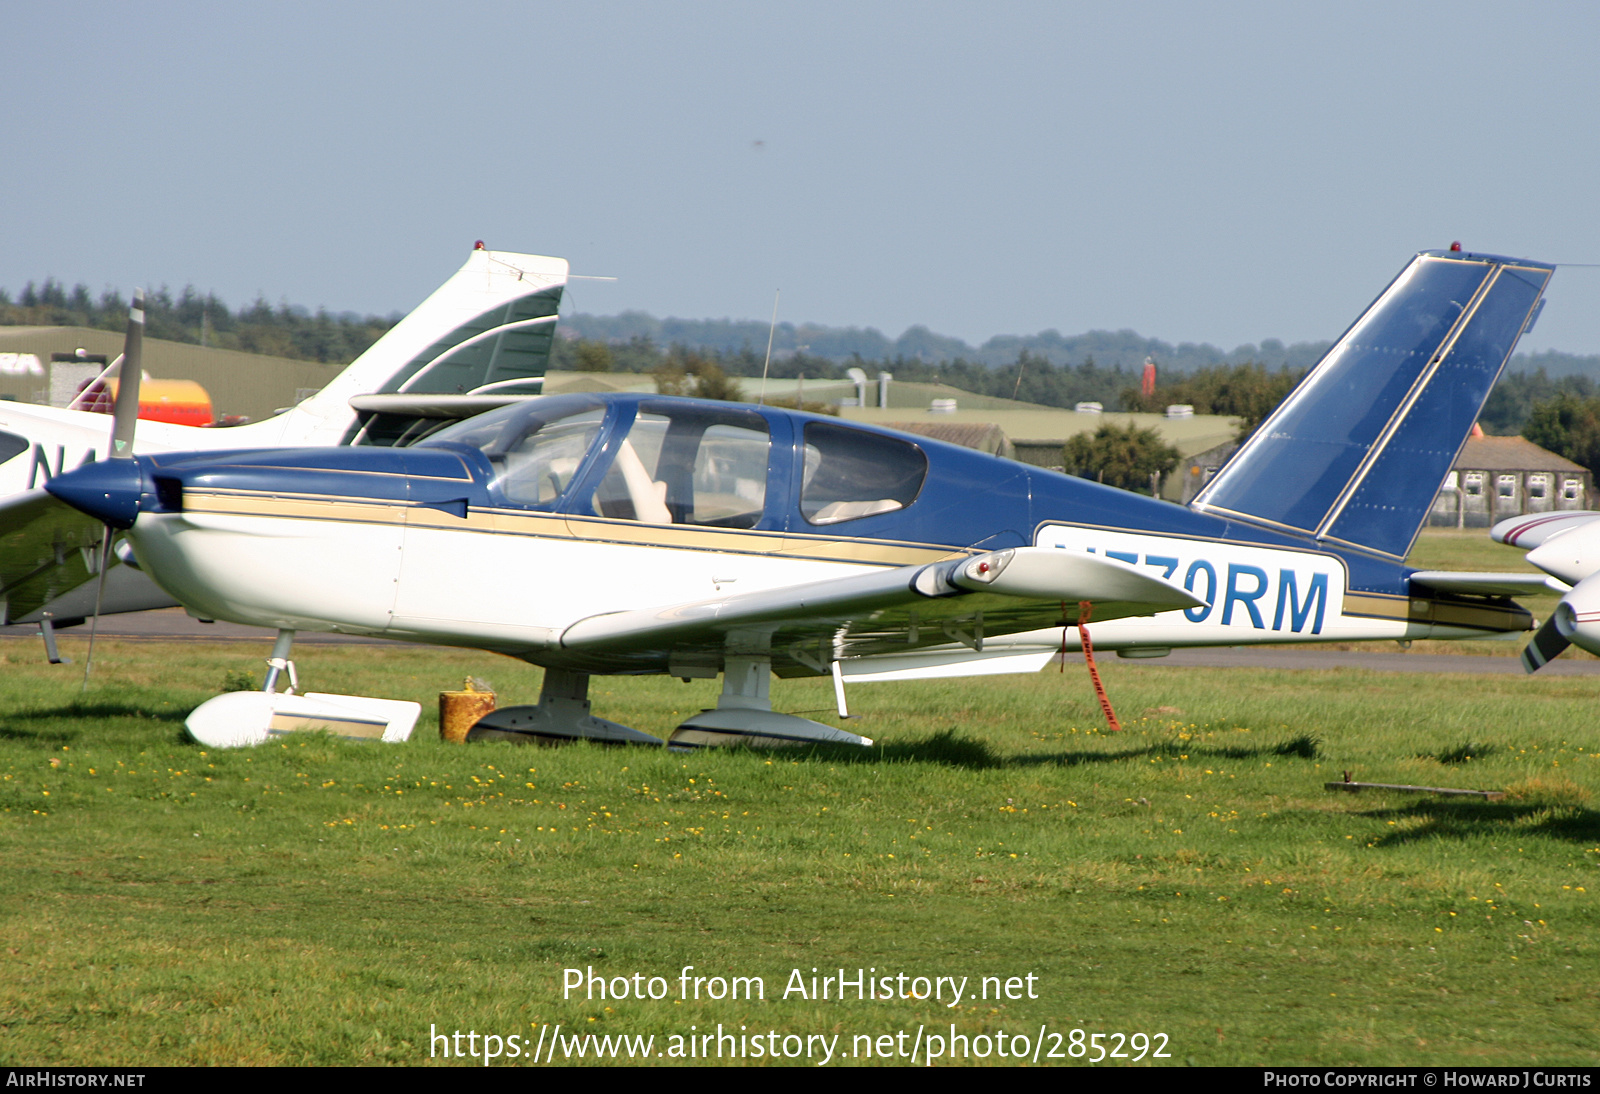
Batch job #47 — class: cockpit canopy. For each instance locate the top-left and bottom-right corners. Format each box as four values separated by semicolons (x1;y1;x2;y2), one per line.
422;394;929;531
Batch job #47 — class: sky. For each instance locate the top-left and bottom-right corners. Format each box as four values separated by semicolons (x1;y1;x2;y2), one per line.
6;1;1600;356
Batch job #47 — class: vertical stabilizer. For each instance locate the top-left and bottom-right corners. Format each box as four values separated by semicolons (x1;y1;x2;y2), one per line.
264;248;567;445
1191;249;1553;559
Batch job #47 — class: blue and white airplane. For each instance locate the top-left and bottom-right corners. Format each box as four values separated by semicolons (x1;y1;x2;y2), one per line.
43;248;1556;749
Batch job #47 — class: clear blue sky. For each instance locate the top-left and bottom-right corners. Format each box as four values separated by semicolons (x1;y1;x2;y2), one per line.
6;1;1599;355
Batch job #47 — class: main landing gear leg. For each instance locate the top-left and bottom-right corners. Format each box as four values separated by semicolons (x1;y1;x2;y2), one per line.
263;629;297;694
669;646;873;750
466;668;664;746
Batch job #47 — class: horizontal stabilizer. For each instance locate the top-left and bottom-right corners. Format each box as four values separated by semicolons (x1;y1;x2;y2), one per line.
347;392;544;419
1408;571;1566;597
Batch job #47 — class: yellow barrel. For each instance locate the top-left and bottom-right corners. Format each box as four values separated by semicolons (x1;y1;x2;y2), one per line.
439;683;496;743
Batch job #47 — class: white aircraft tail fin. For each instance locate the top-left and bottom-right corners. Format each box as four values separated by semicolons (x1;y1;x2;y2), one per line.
266;246;568;445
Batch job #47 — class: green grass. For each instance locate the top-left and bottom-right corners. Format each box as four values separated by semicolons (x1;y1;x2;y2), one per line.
1;637;1597;1066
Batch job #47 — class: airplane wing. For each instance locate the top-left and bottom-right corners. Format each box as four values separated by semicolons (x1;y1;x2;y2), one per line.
0;489;175;626
559;546;1204;675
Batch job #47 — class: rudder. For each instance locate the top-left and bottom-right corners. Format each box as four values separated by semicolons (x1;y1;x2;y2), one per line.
1191;249;1554;559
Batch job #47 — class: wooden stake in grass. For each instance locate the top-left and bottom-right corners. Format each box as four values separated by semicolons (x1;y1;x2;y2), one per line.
1078;600;1122;732
1325;780;1506;801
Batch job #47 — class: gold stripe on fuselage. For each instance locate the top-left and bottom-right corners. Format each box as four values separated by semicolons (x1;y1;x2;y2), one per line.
178;490;968;568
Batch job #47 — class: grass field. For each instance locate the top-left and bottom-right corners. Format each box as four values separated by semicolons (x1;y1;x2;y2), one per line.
1;626;1597;1067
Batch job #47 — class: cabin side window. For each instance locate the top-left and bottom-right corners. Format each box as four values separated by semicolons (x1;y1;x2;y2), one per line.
800;421;927;525
589;403;770;527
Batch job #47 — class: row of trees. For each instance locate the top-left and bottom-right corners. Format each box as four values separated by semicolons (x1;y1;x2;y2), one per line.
1118;362;1305;440
0;278;398;364
7;278;1596;480
554;335;1154;409
564;331;1600;483
1523;393;1600;479
559;309;1337;373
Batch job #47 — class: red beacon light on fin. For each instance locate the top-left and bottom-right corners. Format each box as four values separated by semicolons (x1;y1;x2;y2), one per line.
474;240;486;250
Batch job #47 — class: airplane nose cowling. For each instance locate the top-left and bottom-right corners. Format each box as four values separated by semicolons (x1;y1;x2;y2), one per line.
45;458;150;529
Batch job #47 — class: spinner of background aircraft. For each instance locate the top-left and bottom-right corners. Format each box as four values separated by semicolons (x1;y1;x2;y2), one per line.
44;248;1557;750
0;246;567;628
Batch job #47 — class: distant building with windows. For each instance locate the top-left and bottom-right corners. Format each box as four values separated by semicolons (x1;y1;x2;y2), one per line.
1429;435;1590;528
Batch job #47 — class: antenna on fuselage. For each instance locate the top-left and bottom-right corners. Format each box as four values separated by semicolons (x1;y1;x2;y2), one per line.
757;289;779;406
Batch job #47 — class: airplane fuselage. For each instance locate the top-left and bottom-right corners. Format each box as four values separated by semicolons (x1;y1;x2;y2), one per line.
75;393;1527;678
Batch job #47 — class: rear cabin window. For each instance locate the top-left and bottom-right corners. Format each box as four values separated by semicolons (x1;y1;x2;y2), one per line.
589;403;770;528
800;422;927;525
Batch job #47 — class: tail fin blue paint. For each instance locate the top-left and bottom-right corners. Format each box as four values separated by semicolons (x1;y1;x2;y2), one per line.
1191;249;1554;560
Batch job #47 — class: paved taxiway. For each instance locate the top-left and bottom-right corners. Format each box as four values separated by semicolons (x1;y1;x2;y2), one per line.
3;609;1597;675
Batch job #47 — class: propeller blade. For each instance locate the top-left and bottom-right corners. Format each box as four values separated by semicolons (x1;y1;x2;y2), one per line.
67;352;123;413
80;525;114;693
83;291;144;690
1522;614;1569;674
108;289;144;458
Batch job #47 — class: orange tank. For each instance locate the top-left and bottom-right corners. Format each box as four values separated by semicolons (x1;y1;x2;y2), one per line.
100;377;215;427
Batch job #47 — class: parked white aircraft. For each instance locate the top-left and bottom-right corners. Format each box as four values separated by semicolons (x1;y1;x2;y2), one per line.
42;248;1559;749
0;246;566;627
1489;510;1600;670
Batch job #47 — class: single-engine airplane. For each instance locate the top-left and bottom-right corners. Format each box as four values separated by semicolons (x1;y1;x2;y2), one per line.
43;248;1557;749
0;246;567;631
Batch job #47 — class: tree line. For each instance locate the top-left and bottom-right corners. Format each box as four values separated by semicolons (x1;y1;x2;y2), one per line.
6;278;1596;479
0;278;398;364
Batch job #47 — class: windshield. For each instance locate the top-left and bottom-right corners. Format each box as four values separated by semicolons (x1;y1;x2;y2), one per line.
422;395;606;507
